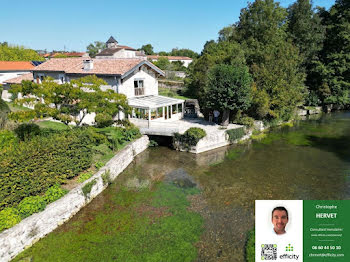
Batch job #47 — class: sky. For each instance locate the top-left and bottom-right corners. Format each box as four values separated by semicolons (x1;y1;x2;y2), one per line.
0;0;335;54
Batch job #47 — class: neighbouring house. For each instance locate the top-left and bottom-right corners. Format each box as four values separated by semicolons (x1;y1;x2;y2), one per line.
95;36;146;59
0;61;43;101
7;57;184;125
147;55;193;67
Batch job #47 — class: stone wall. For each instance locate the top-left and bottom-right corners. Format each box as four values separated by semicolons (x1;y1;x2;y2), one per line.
0;136;149;262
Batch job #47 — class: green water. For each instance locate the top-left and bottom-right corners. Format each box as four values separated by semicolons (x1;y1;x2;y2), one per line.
14;112;350;262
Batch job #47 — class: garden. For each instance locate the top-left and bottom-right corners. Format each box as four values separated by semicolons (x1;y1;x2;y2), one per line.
0;94;141;232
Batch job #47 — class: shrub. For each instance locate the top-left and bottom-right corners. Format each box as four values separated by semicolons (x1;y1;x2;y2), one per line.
0;207;21;232
18;196;46;218
44;185;68;204
149;140;158;147
245;229;255;262
0;129;93;210
101;170;112;186
98;126;141;150
0;98;10;129
174;127;206;150
82;179;97;199
14;123;41;141
95;162;104;169
226;127;246;142
78;172;93;183
0;130;17;150
238;116;255;128
95;113;114;128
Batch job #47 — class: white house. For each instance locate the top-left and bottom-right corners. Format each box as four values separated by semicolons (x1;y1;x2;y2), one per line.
95;36;146;59
20;57;185;125
0;61;37;101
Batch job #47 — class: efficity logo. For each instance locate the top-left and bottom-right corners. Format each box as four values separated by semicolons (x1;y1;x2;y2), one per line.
286;244;294;252
280;244;299;260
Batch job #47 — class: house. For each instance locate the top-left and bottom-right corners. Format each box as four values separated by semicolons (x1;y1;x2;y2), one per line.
0;61;40;101
147;55;193;67
95;36;146;59
21;57;184;125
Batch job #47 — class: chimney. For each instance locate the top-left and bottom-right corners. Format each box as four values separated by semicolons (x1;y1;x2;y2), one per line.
83;59;93;70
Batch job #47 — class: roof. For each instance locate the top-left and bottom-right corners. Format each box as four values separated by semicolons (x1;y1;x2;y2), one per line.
128;95;184;109
96;45;136;56
106;36;118;43
32;58;165;77
52;52;87;57
0;61;35;71
147;55;193;61
4;73;33;84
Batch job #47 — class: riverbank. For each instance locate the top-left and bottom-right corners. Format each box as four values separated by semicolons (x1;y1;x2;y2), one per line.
0;136;149;262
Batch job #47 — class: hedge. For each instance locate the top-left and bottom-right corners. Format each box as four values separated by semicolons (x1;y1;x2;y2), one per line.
0;128;94;210
226;127;246;142
173;127;206;150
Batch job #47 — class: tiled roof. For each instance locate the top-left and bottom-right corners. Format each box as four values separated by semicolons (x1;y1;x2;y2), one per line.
52;52;87;57
4;73;33;84
0;61;35;71
95;48;123;56
147;55;193;61
96;45;136;56
32;58;157;76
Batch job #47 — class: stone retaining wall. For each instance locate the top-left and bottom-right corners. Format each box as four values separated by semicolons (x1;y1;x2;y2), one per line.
0;136;149;262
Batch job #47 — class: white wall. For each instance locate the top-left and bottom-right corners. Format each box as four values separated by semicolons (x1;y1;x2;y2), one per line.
119;65;158;98
113;50;136;58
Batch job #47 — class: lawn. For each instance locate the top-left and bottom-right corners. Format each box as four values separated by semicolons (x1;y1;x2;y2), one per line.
37;120;70;130
5;102;32;112
159;87;191;100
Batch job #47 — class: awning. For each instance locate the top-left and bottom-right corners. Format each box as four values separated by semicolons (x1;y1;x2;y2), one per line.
128;95;184;109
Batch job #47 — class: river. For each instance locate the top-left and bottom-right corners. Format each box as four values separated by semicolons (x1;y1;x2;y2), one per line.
13;112;350;262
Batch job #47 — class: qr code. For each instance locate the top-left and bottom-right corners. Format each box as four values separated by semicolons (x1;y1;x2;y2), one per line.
261;244;277;260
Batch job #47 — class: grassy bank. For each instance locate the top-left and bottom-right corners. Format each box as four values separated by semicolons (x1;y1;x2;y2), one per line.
13;182;203;262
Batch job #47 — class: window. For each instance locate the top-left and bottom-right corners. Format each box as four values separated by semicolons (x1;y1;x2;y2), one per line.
134;79;144;96
134;80;144;88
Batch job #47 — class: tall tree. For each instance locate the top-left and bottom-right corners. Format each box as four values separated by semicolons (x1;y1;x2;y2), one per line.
287;0;326;105
0;43;44;61
317;0;350;106
186;41;246;102
205;64;252;126
236;0;306;120
139;44;154;55
169;48;199;59
86;41;106;58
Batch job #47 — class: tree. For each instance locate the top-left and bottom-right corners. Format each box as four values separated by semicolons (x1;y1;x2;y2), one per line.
9;75;130;125
0;43;44;61
205;64;252;126
86;41;106;58
151;57;171;70
169;48;199;59
186;41;246;101
287;0;326;105
316;0;350;106
235;0;306;120
139;44;154;55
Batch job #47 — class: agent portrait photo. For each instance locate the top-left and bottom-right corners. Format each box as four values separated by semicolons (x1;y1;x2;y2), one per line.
272;206;289;235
